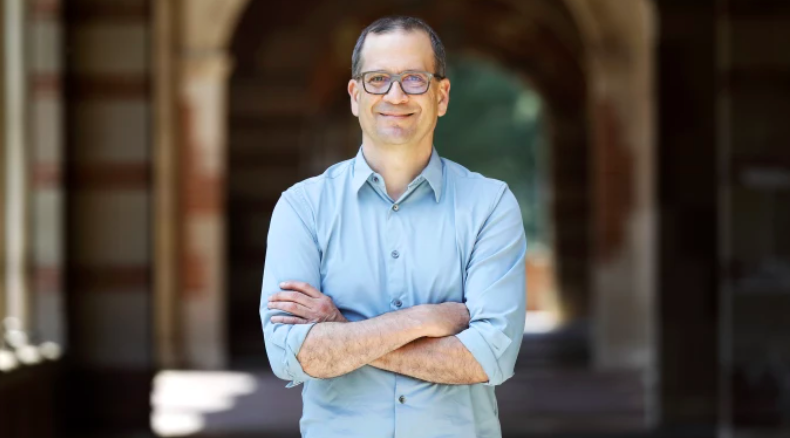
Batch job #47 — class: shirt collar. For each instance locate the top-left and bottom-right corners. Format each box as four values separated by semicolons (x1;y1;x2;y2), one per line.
352;145;443;203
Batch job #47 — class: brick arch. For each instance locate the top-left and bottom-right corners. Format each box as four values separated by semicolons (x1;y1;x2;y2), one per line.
223;0;656;368
227;0;590;349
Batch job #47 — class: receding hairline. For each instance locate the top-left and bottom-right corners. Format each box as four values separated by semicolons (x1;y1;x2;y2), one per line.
351;16;447;78
356;28;436;71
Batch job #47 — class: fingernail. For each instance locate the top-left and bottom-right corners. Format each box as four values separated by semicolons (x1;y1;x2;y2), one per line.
279;282;287;288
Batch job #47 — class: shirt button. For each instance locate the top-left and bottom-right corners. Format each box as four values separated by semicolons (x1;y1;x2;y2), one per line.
373;176;379;183
392;204;399;212
392;299;402;308
398;395;406;404
391;250;400;259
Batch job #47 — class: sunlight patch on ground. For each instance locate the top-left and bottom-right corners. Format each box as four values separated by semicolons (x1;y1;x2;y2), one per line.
151;371;257;437
524;311;560;334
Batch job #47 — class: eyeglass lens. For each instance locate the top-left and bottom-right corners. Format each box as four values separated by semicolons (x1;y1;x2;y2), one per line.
363;72;430;95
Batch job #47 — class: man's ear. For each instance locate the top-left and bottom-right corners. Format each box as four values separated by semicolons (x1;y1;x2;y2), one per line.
436;78;451;117
348;79;360;117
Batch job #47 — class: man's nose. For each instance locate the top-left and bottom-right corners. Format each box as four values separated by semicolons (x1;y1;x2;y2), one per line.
383;80;409;104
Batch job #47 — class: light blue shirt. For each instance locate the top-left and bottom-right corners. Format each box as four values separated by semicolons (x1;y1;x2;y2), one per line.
260;145;527;438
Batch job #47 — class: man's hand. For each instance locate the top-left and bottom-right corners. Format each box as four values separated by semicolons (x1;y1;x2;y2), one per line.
268;281;348;324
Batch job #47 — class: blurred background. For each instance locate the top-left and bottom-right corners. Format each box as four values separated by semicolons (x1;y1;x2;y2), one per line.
1;0;789;437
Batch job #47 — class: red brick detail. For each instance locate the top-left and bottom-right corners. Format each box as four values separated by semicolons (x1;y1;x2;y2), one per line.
182;252;208;293
179;101;225;215
30;0;61;20
178;100;225;297
71;265;150;293
72;162;150;190
70;75;149;100
31;73;61;98
33;162;62;189
526;256;556;312
183;174;224;213
593;100;634;261
34;265;62;294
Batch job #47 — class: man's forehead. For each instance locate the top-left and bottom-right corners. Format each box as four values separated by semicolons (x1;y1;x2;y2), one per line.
360;29;435;72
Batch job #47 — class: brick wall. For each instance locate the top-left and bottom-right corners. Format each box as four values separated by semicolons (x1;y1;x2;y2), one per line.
29;0;65;352
63;0;153;432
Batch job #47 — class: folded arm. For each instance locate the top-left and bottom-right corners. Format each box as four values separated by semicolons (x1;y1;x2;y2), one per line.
270;282;485;384
268;281;471;379
297;303;470;378
295;311;423;379
369;336;487;384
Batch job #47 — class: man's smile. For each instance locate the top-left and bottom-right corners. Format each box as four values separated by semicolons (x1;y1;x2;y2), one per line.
378;111;415;118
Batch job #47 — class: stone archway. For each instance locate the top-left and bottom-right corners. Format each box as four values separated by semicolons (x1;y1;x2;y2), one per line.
225;0;593;364
160;0;656;384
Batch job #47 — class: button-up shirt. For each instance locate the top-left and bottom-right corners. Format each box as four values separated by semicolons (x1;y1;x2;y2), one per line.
260;145;527;438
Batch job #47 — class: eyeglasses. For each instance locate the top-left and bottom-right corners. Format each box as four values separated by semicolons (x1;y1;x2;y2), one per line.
354;70;444;95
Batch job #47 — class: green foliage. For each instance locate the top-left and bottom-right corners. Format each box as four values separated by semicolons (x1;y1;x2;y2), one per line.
434;55;548;246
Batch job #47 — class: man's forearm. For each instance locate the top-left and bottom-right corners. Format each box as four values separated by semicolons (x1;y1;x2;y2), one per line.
296;306;430;379
369;336;488;385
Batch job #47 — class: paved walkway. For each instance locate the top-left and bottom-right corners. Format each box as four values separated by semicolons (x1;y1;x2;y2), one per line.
151;367;645;437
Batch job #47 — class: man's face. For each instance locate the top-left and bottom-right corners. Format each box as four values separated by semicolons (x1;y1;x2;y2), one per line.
348;30;451;147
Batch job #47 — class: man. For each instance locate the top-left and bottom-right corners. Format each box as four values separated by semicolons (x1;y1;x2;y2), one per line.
260;16;527;438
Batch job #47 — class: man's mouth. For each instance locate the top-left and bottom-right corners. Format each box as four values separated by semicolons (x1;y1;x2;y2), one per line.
379;112;414;118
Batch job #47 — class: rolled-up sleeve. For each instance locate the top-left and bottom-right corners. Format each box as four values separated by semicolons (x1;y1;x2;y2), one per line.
260;186;321;387
455;184;527;386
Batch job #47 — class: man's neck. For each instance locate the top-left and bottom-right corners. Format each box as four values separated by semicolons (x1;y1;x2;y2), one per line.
361;140;433;201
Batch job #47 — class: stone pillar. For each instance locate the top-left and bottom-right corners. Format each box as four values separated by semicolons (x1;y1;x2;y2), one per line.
178;51;231;369
564;0;657;380
0;0;8;326
589;48;656;371
3;0;30;333
577;0;658;426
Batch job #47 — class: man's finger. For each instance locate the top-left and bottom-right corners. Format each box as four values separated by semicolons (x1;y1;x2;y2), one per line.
268;301;310;318
280;281;322;298
271;315;308;324
269;291;311;306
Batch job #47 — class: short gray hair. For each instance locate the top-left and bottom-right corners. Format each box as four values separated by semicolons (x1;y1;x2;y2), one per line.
351;16;447;78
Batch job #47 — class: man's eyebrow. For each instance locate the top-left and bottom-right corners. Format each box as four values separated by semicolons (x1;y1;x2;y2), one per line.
364;68;430;73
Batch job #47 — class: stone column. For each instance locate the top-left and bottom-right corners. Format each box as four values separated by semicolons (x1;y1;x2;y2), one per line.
563;0;657;372
3;0;31;333
178;51;232;369
579;0;658;426
0;0;7;326
589;54;655;371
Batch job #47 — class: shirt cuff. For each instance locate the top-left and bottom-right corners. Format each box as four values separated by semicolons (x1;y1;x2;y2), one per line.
281;322;318;387
455;324;513;386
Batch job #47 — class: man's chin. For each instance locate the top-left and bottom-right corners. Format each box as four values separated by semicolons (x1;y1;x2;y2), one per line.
376;128;416;144
376;136;414;146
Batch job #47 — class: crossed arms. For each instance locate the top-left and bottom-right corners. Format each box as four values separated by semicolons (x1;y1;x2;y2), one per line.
260;184;527;387
267;281;487;384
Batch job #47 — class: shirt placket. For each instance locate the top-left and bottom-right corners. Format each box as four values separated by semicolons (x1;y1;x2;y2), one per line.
384;184;409;435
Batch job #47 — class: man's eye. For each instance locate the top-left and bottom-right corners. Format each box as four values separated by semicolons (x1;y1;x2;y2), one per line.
369;75;388;83
403;75;426;83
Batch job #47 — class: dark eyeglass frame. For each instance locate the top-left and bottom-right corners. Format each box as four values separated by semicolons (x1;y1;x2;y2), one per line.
354;70;445;95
